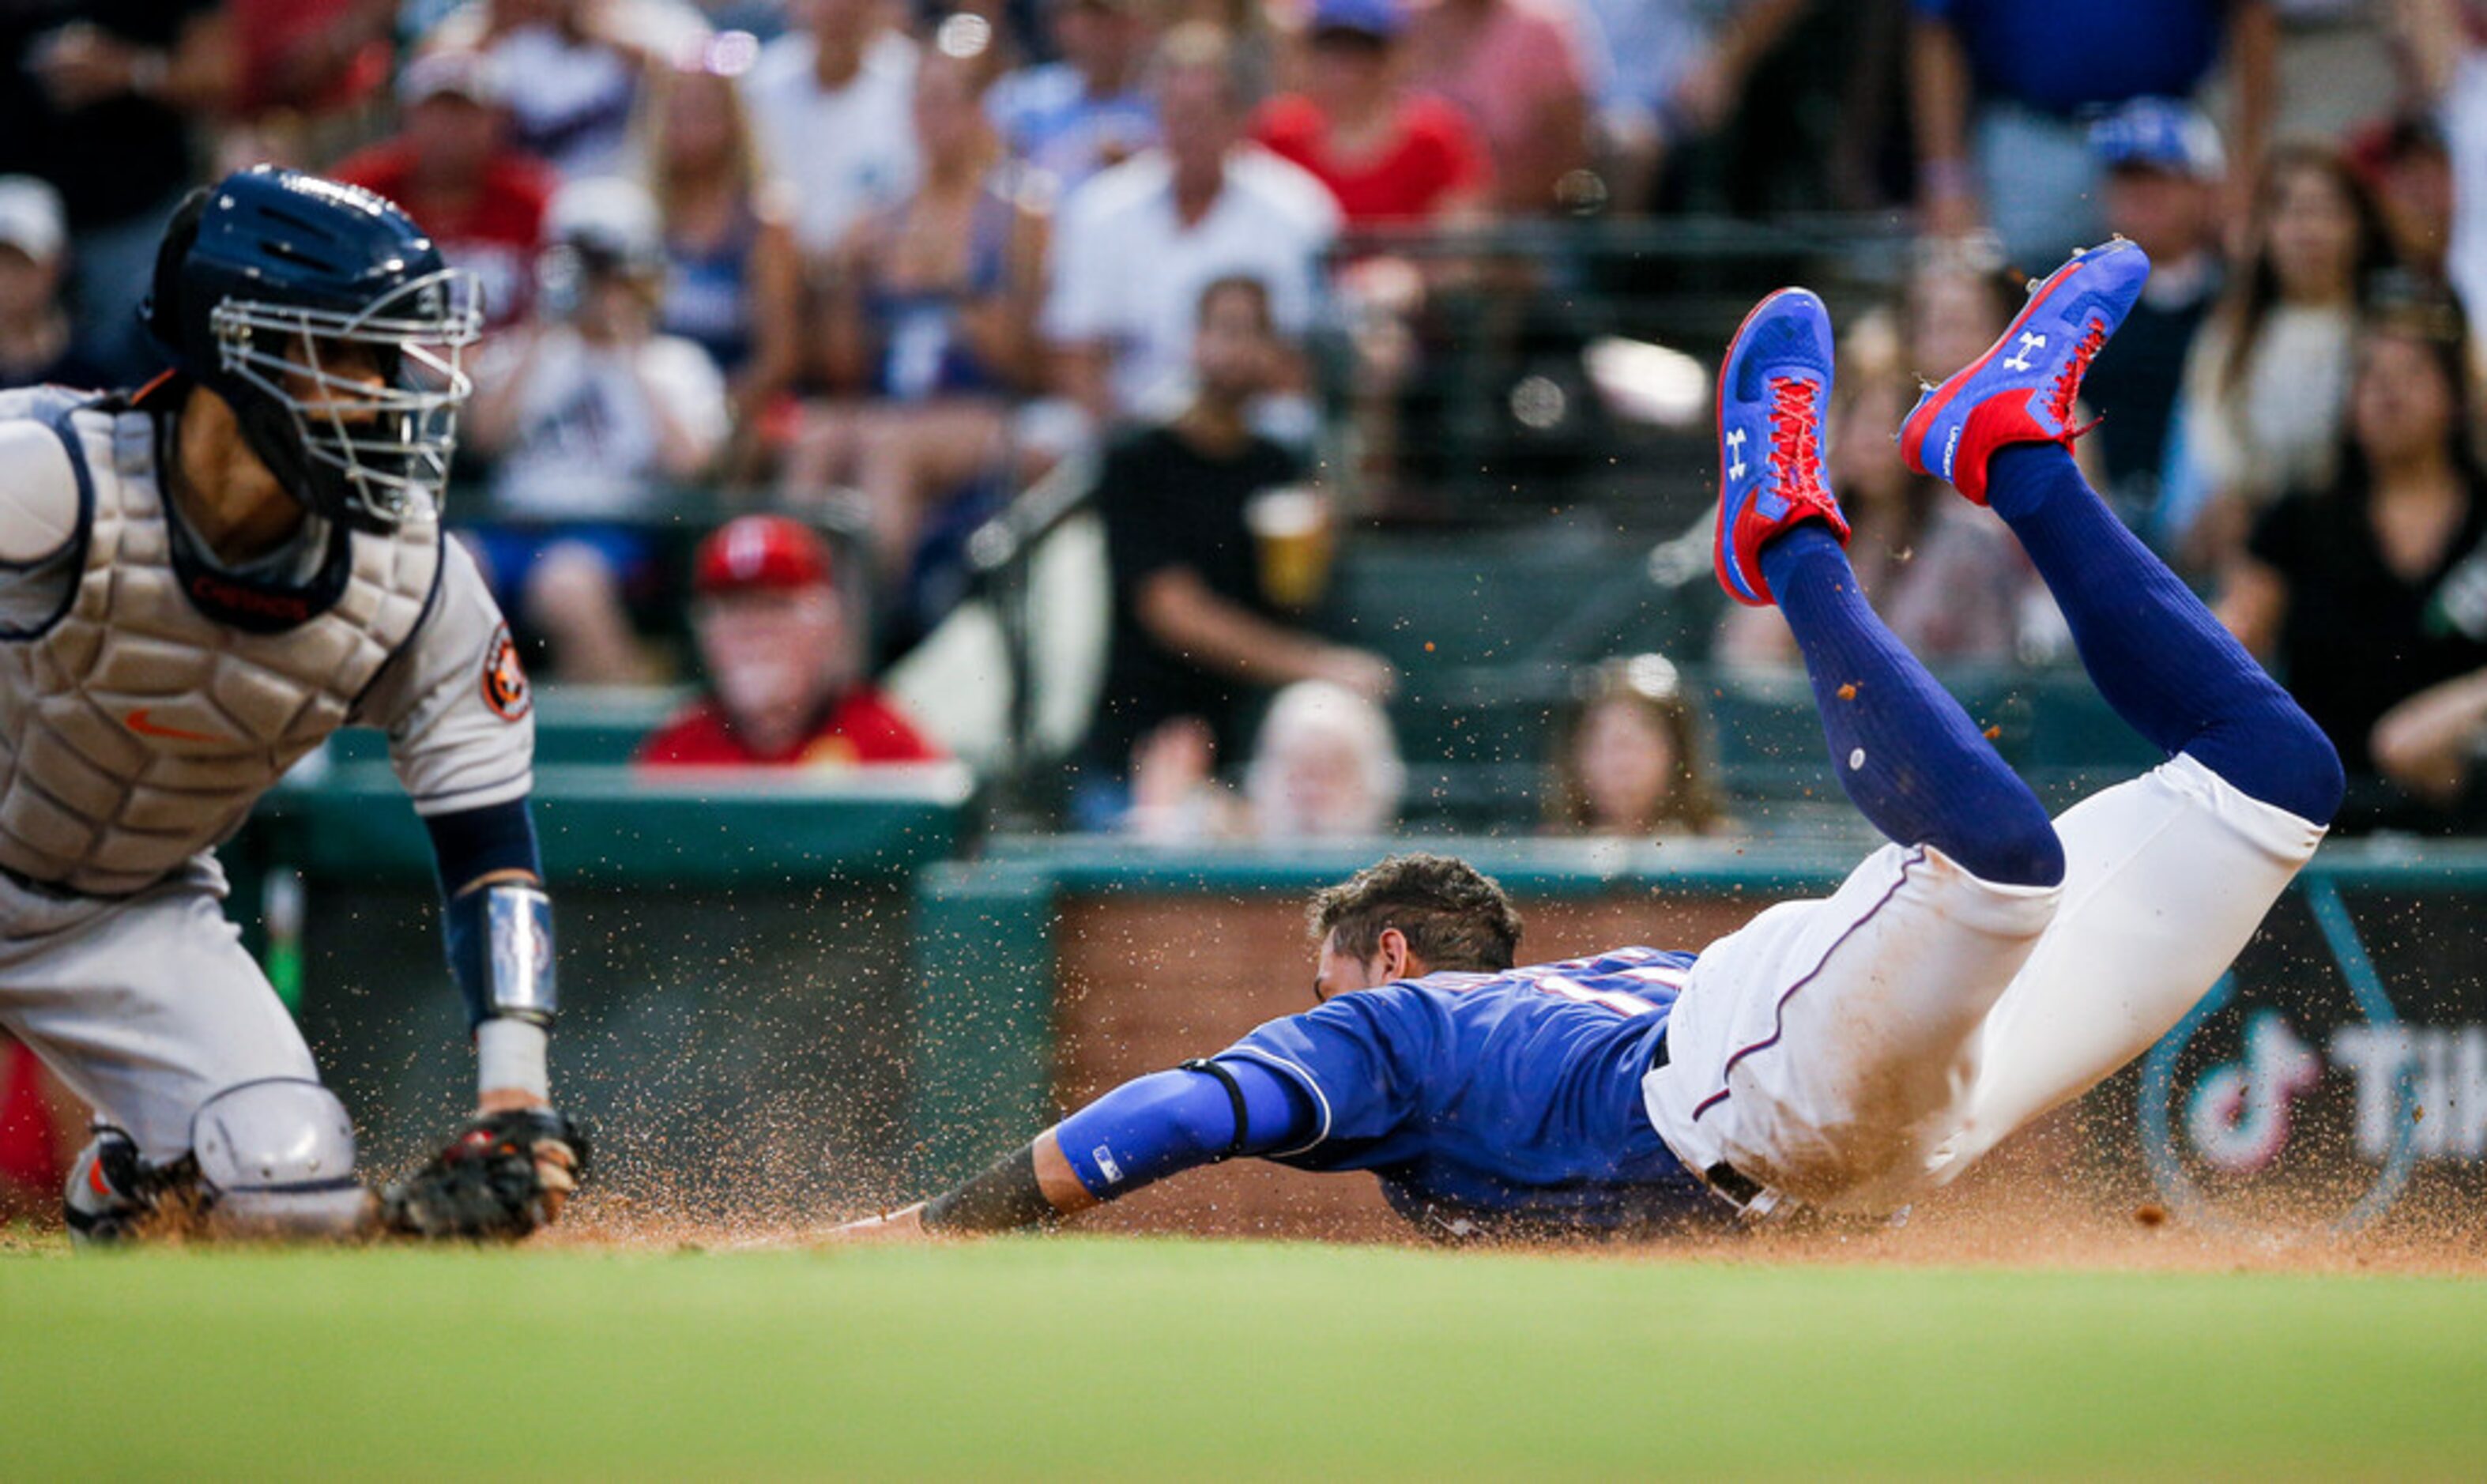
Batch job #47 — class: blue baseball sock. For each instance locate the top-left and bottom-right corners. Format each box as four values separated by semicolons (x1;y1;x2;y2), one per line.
1761;525;2064;886
1984;443;2343;824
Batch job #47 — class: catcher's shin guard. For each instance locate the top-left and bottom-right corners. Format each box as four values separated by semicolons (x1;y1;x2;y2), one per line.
189;1079;372;1238
66;1083;373;1245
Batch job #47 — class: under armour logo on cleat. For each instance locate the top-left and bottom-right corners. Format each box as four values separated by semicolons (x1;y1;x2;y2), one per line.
1726;427;1748;479
2002;331;2048;373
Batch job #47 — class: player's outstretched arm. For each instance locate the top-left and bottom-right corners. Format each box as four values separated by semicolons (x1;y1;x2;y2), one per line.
831;1129;1098;1241
835;1059;1315;1241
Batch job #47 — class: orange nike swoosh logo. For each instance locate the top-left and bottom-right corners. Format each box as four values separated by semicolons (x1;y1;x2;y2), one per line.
124;708;222;743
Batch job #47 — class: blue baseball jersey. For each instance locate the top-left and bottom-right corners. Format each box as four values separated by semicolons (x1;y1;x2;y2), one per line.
1218;947;1715;1236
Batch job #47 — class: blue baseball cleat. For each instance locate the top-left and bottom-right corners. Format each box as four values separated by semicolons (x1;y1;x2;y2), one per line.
1714;287;1850;608
1897;238;2151;505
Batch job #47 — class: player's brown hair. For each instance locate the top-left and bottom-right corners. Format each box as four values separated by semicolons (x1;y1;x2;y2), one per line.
1309;853;1522;974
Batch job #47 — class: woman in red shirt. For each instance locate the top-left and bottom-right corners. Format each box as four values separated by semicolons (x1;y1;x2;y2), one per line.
1252;0;1491;227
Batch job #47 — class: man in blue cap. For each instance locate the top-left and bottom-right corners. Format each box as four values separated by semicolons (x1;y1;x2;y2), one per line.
1912;0;2272;264
2081;96;2228;549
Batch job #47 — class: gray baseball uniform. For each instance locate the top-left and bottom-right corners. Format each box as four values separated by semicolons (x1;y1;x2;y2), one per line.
0;385;533;1158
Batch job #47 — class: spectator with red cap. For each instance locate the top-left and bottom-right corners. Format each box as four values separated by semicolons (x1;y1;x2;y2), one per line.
1251;0;1490;227
638;514;944;767
332;50;560;333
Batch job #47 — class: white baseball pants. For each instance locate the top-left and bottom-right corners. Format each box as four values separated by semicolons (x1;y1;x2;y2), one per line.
0;857;318;1162
1644;754;2327;1215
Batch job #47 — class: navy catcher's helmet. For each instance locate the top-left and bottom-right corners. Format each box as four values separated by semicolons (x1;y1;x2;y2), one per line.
144;166;483;533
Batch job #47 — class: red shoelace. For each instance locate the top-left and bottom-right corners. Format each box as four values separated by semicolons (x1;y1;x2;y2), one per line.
1767;376;1825;499
2047;317;2109;428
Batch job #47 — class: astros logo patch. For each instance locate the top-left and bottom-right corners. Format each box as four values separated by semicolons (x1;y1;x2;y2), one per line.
481;626;531;721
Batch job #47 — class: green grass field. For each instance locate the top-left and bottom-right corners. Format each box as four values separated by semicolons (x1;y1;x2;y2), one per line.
5;1237;2484;1479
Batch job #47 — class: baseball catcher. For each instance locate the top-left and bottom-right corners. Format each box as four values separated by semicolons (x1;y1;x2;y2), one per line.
0;166;582;1242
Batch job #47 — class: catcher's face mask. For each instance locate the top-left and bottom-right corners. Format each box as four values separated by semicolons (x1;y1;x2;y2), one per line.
209;268;484;533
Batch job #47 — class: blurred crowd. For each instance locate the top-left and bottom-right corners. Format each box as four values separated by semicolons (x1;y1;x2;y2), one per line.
6;0;2487;838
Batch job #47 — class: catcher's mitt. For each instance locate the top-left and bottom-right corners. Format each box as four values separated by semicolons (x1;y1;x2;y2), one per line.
381;1108;588;1240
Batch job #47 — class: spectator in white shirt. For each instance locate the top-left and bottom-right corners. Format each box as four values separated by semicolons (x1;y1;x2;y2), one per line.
464;177;731;683
1042;22;1340;431
740;0;922;263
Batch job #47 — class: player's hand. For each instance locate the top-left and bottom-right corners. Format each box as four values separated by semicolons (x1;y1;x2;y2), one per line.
827;1202;931;1243
381;1107;589;1241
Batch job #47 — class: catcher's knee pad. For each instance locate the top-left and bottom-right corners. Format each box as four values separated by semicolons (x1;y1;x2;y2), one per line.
189;1079;371;1238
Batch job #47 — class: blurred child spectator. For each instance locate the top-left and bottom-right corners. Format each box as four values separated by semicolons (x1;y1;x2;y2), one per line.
2221;292;2487;829
638;47;803;471
424;0;711;181
1910;0;2274;263
1121;714;1230;840
638;514;944;765
1404;0;1594;216
2;2;237;382
782;42;1048;576
2174;143;2389;568
1120;678;1405;842
1718;264;2036;668
463;177;730;684
1045;22;1340;428
0;178;109;393
988;0;1159;192
1244;678;1405;838
1078;276;1393;828
744;0;921;264
333;51;558;333
1251;0;1490;226
1543;653;1725;838
2079;98;2227;536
